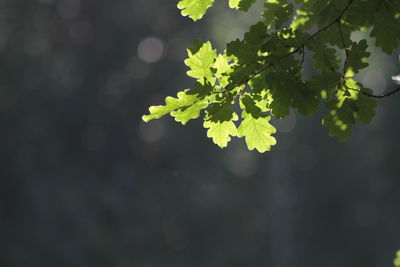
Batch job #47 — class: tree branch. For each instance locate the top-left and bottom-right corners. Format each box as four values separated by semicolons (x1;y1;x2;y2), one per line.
362;86;400;99
344;85;400;99
221;0;355;96
307;0;353;41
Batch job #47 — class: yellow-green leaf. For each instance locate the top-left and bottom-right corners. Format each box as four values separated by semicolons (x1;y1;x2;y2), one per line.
238;112;277;152
203;113;238;148
177;0;215;21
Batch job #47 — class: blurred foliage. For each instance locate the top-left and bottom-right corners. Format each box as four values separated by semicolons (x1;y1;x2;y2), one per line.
395;250;400;267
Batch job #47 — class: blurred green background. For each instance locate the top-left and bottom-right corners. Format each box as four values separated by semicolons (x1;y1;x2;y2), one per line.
1;0;399;266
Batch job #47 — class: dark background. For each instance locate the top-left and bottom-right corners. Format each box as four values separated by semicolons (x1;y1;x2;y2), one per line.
1;0;399;266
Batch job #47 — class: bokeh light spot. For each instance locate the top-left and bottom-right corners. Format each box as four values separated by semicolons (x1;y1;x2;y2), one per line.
137;37;164;63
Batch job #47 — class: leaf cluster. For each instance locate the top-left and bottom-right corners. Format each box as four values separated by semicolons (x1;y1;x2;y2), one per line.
143;0;400;152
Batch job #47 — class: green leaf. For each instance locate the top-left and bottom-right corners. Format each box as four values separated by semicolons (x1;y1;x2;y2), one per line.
263;0;294;29
205;101;236;122
316;23;353;49
143;90;203;122
249;74;268;94
185;41;217;83
225;22;269;90
261;74;291;119
177;0;215;21
346;0;375;27
344;79;377;124
370;8;400;54
203;113;238;148
322;80;377;141
213;53;232;87
265;66;321;118
275;28;310;48
213;54;231;76
322;98;355;141
308;72;341;100
229;0;256;11
317;2;339;26
227;22;268;64
395;250;400;267
308;42;340;73
238;111;277;153
292;84;320;116
347;40;370;74
240;94;264;118
171;99;208;125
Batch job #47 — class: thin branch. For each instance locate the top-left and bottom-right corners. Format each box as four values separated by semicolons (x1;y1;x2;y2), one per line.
344;85;400;99
217;0;354;97
362;86;400;99
337;21;351;94
337;21;350;77
301;45;305;65
338;22;349;57
277;35;294;48
307;0;353;41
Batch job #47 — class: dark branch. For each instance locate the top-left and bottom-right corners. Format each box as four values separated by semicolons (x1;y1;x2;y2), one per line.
338;22;349;57
307;0;353;41
362;86;400;99
220;0;355;97
344;84;400;99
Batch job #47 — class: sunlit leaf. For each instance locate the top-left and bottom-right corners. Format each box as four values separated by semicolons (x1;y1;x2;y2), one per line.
142;0;400;152
177;0;215;21
237;111;277;152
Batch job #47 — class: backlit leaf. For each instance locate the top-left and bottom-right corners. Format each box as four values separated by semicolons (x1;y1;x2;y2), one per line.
238;111;277;152
177;0;215;21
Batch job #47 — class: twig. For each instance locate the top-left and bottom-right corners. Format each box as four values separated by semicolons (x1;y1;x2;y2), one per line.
344;85;400;99
307;0;354;41
337;21;350;94
218;0;354;96
362;86;400;99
